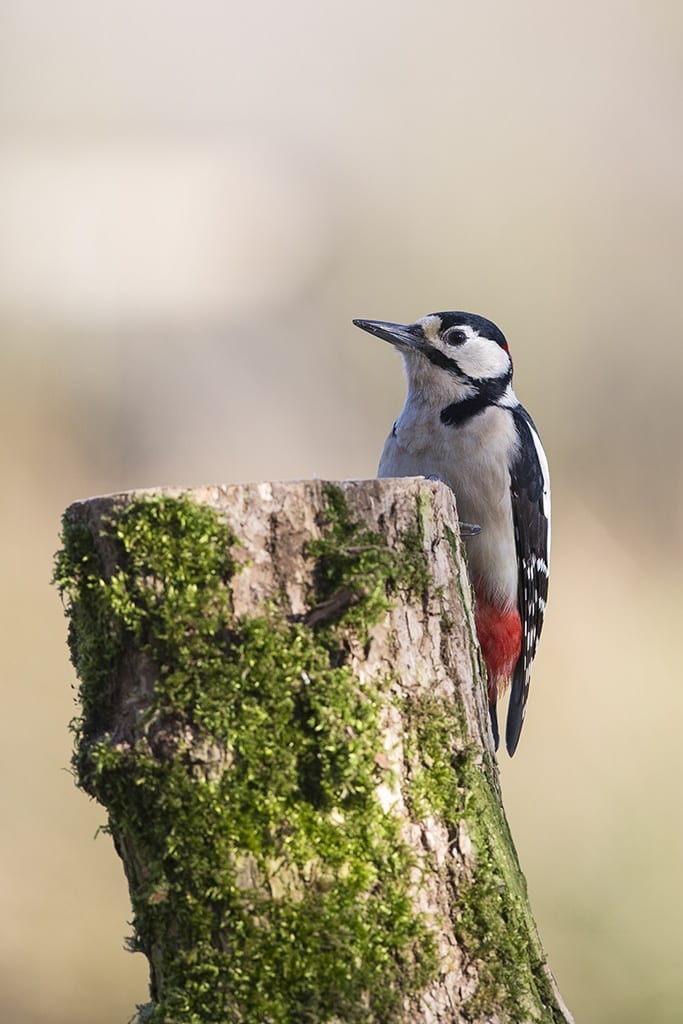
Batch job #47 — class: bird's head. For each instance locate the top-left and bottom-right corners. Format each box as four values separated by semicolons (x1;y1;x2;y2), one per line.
353;312;513;400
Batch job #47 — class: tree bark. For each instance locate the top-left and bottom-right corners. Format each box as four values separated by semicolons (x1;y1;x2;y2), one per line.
55;478;573;1024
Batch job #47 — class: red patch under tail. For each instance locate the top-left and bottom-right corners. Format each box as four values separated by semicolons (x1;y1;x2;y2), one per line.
474;599;522;705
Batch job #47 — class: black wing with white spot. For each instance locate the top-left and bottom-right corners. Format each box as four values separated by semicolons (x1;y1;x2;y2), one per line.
506;407;551;755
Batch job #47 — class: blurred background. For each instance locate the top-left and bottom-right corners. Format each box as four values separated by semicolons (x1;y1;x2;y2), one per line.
2;1;682;1021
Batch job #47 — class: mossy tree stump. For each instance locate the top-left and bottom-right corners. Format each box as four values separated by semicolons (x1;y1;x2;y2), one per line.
55;479;573;1024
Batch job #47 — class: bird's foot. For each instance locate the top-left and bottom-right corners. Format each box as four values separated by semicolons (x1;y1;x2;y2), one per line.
459;522;482;537
424;476;482;536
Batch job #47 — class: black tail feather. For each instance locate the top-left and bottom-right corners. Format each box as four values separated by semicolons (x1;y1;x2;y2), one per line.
489;701;500;750
505;677;525;757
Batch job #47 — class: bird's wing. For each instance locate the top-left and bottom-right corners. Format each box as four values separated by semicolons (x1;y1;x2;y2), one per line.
506;407;551;755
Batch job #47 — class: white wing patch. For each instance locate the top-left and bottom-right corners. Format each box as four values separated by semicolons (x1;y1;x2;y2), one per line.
506;406;551;755
527;417;551;556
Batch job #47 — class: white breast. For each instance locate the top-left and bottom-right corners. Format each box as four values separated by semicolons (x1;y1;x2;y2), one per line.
379;403;519;608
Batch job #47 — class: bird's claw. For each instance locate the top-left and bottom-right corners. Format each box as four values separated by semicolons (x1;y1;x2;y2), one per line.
459;522;482;537
424;476;481;536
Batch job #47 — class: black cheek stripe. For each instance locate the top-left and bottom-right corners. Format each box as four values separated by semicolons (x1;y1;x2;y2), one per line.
440;394;489;426
439;374;512;427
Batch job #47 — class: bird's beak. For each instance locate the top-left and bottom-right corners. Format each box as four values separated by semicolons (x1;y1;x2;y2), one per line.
352;319;420;350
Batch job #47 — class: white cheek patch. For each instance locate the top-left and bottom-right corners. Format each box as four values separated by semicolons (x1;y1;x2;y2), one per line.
453;336;511;380
416;314;442;343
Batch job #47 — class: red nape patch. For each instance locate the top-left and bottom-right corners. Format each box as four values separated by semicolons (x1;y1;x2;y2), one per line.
474;600;522;703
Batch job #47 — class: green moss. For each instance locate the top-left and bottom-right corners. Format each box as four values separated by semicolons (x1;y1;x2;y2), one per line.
55;489;438;1024
402;692;565;1023
54;519;120;743
54;496;239;771
402;693;470;823
307;483;430;639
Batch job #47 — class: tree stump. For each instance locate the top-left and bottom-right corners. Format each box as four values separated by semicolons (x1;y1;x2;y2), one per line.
54;478;573;1024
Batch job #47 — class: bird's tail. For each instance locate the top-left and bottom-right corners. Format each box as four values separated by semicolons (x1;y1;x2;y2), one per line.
489;701;500;750
505;660;529;757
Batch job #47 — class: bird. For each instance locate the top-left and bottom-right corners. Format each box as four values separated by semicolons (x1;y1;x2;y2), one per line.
353;311;550;756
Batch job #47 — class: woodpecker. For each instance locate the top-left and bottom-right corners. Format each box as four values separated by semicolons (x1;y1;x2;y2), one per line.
353;311;550;755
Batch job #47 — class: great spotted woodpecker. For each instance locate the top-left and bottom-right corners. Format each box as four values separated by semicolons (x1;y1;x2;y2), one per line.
353;311;550;755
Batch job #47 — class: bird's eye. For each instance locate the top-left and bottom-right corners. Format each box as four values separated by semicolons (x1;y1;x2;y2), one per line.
443;328;467;346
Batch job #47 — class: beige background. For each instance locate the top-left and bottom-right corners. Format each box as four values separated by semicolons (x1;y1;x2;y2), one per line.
2;2;682;1022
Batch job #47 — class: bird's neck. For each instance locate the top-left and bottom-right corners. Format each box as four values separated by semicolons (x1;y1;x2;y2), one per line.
403;358;515;426
439;377;517;427
403;355;475;410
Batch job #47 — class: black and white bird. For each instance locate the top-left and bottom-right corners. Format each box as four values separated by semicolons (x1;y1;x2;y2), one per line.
353;311;550;755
